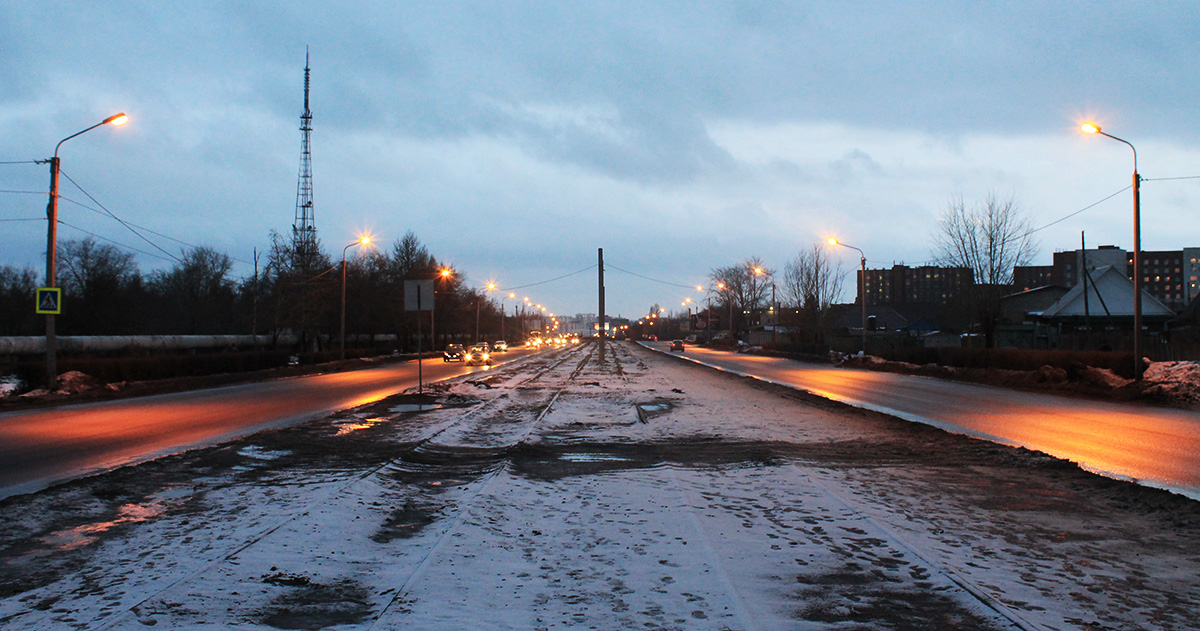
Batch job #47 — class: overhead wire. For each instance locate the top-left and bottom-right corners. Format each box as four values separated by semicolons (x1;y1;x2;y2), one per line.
56;220;179;263
499;264;597;291
605;263;697;290
57;170;182;263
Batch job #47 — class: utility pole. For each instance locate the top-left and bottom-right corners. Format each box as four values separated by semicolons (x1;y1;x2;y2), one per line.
598;248;606;339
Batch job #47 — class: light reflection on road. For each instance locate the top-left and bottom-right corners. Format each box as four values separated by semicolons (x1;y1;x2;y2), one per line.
658;343;1200;499
0;350;533;499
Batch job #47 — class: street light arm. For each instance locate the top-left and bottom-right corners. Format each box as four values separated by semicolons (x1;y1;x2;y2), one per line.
1097;131;1138;173
54;113;128;157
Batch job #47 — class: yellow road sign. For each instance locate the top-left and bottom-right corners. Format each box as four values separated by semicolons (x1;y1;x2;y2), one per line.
36;287;62;315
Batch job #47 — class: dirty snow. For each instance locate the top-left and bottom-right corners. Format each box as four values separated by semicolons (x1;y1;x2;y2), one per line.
1;341;1198;630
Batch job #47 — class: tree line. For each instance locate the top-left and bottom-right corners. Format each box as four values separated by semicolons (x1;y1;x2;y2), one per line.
0;230;519;353
699;193;1037;348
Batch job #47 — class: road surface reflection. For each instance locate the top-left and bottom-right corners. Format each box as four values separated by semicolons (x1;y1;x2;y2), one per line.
662;344;1200;498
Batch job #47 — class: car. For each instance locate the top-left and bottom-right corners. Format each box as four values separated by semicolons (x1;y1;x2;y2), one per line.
443;344;465;362
670;339;685;352
492;340;508;352
466;344;492;366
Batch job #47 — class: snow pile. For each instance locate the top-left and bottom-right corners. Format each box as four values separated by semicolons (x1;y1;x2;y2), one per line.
0;375;20;398
1143;361;1200;403
1076;365;1132;389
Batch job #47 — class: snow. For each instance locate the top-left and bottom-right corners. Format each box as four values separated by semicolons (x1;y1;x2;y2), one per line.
1143;360;1200;403
1;341;1199;630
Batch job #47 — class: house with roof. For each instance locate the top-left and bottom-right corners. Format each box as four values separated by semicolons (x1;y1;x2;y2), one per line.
1033;265;1176;352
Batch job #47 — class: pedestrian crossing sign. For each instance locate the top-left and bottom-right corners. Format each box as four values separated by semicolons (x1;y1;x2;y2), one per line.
36;287;62;315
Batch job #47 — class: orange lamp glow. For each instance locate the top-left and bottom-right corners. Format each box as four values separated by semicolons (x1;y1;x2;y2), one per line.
104;113;129;126
1080;122;1101;135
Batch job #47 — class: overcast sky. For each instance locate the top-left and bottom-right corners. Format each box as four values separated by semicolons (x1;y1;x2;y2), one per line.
4;2;1200;319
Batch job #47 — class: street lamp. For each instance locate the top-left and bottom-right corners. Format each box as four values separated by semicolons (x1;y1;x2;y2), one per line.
431;268;452;349
42;112;129;388
828;237;867;355
1081;122;1143;379
717;281;735;341
753;266;777;345
340;235;371;360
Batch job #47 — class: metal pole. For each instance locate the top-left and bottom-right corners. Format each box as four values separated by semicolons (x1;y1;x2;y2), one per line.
417;284;424;394
771;281;777;345
1133;169;1142;379
40;114;128;388
339;256;348;360
860;256;867;355
44;156;60;389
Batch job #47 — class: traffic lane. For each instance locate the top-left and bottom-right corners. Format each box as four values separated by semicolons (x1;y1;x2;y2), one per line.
0;349;534;497
649;342;1200;495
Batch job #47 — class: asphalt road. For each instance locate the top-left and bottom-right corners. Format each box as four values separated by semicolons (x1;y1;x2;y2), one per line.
646;341;1200;499
0;348;535;499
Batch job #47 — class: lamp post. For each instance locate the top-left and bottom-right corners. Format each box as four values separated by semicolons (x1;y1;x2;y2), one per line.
1081;122;1143;380
753;267;777;345
42;113;129;389
432;268;451;349
717;281;734;341
340;236;371;360
828;238;867;355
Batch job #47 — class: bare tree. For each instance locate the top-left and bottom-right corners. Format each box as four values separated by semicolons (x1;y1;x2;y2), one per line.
782;243;846;312
780;243;846;348
932;193;1038;285
709;257;773;338
932;193;1039;346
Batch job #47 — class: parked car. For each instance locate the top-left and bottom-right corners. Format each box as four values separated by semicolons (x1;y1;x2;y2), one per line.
466;344;492;366
444;344;465;362
492;340;508;352
670;339;685;352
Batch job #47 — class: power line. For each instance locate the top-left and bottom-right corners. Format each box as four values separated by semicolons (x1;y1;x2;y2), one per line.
1143;175;1200;182
57;220;179;263
1024;186;1131;237
606;263;696;289
0;189;45;194
1;218;43;222
57;170;182;263
500;264;597;291
0;160;40;165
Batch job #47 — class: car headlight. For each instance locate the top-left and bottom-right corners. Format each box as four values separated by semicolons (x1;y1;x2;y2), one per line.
482;353;490;360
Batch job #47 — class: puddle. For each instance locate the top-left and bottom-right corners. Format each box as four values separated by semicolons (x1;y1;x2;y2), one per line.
239;445;291;460
40;500;166;551
559;452;633;463
390;403;444;413
334;417;389;436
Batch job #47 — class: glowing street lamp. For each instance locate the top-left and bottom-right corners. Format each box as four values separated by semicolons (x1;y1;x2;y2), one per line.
340;235;372;360
753;266;777;344
42;113;129;388
828;237;867;355
1081;121;1144;379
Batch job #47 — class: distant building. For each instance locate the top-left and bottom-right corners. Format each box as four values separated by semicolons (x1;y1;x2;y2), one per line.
1012;265;1054;292
1039;245;1193;311
859;265;973;307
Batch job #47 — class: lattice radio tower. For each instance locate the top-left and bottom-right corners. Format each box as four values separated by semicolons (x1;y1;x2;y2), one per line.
292;48;318;266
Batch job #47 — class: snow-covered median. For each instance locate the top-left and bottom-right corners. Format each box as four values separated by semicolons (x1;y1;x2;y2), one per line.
1;341;1197;630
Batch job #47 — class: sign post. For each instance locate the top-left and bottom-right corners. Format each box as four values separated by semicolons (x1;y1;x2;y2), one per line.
405;280;435;393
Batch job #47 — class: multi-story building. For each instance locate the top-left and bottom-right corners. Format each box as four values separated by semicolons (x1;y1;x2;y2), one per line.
1140;250;1187;309
1186;247;1200;304
1012;265;1054;292
859;265;973;307
1015;245;1198;311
